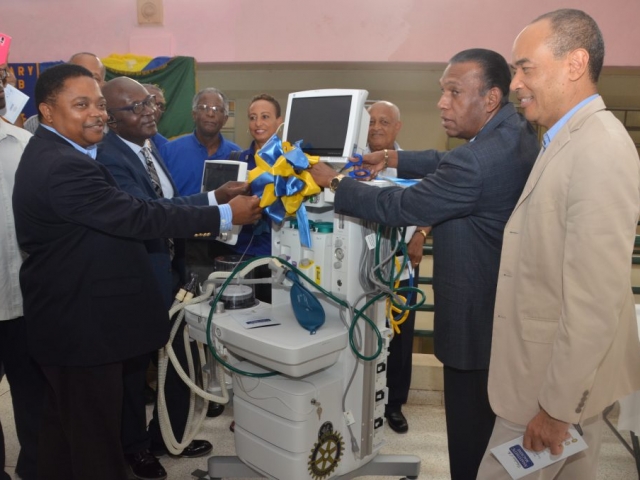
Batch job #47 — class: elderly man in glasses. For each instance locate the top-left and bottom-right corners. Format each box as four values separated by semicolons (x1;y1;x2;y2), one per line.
161;87;241;197
97;76;251;480
159;87;242;287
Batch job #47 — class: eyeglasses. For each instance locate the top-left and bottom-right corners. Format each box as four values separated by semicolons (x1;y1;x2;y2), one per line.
155;102;166;112
0;69;8;82
110;95;157;115
194;104;225;115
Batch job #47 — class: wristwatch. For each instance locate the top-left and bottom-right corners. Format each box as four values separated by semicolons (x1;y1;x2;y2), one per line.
329;174;345;193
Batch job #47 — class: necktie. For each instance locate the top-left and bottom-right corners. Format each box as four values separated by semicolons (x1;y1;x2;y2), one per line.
142;145;175;260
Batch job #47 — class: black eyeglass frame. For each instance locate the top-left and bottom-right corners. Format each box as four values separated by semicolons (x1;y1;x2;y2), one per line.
109;95;157;115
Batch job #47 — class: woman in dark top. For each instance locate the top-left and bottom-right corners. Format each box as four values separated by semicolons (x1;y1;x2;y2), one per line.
225;94;283;303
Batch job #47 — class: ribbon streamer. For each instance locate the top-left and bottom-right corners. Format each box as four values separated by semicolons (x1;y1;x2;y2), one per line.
247;134;320;247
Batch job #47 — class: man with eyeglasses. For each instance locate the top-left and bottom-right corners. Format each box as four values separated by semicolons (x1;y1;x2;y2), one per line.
161;87;241;197
12;64;262;480
143;84;169;150
160;87;242;285
0;60;45;480
98;76;251;480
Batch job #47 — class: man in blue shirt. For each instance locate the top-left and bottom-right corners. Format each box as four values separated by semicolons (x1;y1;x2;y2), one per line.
161;87;242;285
161;87;241;196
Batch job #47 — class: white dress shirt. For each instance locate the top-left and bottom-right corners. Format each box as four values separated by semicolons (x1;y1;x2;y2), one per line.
0;121;32;321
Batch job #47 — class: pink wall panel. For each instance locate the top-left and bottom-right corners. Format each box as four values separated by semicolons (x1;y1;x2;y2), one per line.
3;0;639;66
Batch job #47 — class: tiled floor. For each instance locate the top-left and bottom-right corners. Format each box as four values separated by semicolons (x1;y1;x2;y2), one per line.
0;377;638;479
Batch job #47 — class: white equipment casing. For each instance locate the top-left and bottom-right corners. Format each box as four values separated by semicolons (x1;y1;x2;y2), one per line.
182;88;419;479
184;301;347;378
184;213;391;480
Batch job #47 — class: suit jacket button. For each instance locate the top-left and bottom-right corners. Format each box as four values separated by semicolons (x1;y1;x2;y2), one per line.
575;407;582;414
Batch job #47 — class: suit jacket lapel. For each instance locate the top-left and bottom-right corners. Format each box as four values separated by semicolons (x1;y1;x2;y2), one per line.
476;102;517;140
105;131;149;176
512;97;607;212
103;131;164;199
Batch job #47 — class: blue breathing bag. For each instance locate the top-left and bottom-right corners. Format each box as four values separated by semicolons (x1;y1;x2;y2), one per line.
286;270;325;335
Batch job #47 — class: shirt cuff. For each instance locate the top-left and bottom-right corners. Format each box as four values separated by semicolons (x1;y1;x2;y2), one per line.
219;204;232;232
207;191;219;206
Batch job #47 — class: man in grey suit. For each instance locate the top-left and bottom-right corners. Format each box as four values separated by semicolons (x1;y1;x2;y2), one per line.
310;48;540;480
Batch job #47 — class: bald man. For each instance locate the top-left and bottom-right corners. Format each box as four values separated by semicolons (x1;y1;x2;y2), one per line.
367;101;402;153
98;76;250;479
69;52;106;87
23;52;107;133
366;101;426;434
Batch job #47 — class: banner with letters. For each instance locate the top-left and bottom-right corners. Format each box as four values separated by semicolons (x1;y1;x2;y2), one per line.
9;56;195;139
8;61;63;123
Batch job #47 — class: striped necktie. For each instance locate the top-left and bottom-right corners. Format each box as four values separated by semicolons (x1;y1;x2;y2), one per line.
141;144;175;260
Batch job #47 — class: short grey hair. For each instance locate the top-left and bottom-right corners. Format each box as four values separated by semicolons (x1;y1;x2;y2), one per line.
192;87;229;114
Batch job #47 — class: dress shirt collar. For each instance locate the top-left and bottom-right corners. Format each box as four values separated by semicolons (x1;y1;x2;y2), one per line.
41;124;98;159
364;141;402;153
117;134;148;158
543;94;600;149
192;131;225;153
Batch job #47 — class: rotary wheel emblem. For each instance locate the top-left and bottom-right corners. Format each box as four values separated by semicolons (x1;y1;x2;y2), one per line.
308;429;344;479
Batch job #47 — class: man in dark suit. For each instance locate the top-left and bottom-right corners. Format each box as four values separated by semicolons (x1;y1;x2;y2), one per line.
98;76;247;479
11;64;261;480
310;49;540;480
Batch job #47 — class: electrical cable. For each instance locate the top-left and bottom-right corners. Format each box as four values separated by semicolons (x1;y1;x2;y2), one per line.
157;221;427;456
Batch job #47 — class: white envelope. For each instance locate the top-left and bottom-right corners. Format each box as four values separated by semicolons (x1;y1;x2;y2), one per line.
1;84;29;124
490;426;588;479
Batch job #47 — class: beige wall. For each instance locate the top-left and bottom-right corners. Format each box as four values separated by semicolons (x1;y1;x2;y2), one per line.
195;62;640;351
197;62;640;152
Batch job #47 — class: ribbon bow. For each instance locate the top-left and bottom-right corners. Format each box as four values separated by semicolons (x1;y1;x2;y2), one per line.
248;134;320;247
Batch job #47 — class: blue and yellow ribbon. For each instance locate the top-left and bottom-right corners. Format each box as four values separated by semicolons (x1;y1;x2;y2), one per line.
248;135;320;247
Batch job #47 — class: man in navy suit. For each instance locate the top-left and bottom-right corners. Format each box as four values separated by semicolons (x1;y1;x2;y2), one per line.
310;49;540;480
12;64;261;480
98;77;249;479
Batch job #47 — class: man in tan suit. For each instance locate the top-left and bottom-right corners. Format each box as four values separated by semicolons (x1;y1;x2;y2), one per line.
478;9;640;479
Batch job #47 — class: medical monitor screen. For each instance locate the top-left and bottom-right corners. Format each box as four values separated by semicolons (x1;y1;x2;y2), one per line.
286;96;352;157
202;162;241;192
